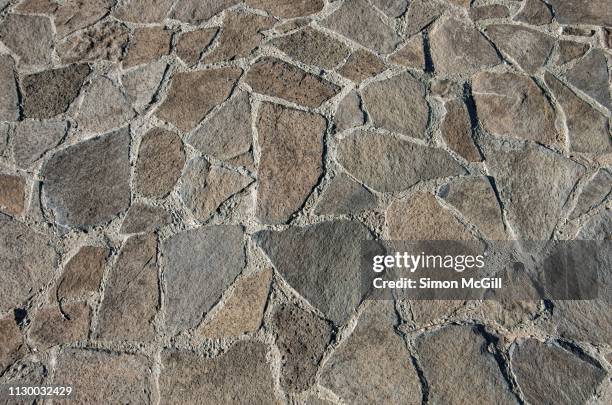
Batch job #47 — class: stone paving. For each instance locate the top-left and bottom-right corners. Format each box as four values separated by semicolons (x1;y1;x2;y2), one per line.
0;0;610;404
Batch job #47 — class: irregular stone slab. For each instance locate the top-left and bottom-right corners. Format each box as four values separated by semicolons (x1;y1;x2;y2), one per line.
187;90;252;161
54;0;113;37
472;72;559;146
160;341;278;404
162;226;245;333
77;77;135;133
515;0;553;25
246;58;339;108
483;142;584;240
321;302;421;405
0;215;57;312
176;28;218;66
565;50;610;108
57;21;129;63
0;314;24;373
552;295;612;344
335;90;366;132
546;0;611;26
197;269;272;338
388;193;473;240
28;302;90;349
544;72;611;154
157;67;241;132
337;131;466;193
557;41;589;65
441;98;481;162
120;203;171;234
429;17;499;76
371;0;408;17
0;14;53;66
570;170;612;219
512;340;606;404
122;61;167;111
338;49;386;83
470;5;510;20
254;220;374;325
53;349;152;404
41;128;130;228
172;0;240;23
273;304;332;393
256;102;325;223
124;27;171;68
204;11;274;63
272;27;350;69
362;72;428;138
246;0;324;18
135;127;185;198
13;120;67;168
389;35;424;69
16;0;58;13
441;177;506;240
97;234;158;341
0;174;25;216
315;173;376;216
57;246;108;301
485;25;555;74
403;0;446;37
416;325;516;404
113;0;175;23
0;55;18;121
322;0;401;53
181;159;253;221
22;64;91;119
578;208;611;240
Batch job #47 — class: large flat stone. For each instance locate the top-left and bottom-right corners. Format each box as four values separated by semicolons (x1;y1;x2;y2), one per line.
124;27;171;68
57;246;108;301
255;102;325;223
77;77;135;133
41;128;131;228
13;120;67;168
336;131;466;192
441;98;481;162
389;35;425;69
0;14;53;66
0;174;25;216
246;0;324;18
0;55;18;121
57;21;129;63
335;90;366;132
515;0;553;25
338;49;386;83
485;25;554;74
565;49;610;108
28;302;90;349
113;0;175;23
546;0;612;26
172;0;240;23
122;61;168;112
272;27;350;69
315;173;376;216
54;0;112;37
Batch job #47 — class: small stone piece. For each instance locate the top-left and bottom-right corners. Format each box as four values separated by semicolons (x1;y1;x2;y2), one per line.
335;90;366;132
246;0;324;18
122;61;167;111
486;25;554;74
441;99;481;162
0;174;25;216
337;131;466;193
113;0;175;23
546;0;611;26
13;120;67;168
0;314;24;373
544;72;611;154
160;341;278;404
28;303;90;349
53;349;152;404
472;72;558;146
77;77;135;133
162;226;245;333
338;49;386;83
97;234;158;341
124;27;171;68
322;0;401;53
389;35;424;69
565;49;610;108
120;203;171;234
429;17;499;76
181;159;253;221
388;193;473;240
570;170;612;219
54;0;113;37
321;302;422;405
315;173;377;216
0;14;53;66
256;102;325;223
57;21;129;63
57;246;108;301
362;72;428;139
204;11;274;63
41;128;130;228
371;0;408;17
0;55;18;121
197;269;272;338
441;177;506;240
246;58;340;108
515;0;553;25
512;340;606;404
172;0;240;23
470;5;510;20
557;41;589;65
186;90;252;161
157;67;242;132
272;27;350;69
135;128;185;199
21;64;91;119
176;28;218;66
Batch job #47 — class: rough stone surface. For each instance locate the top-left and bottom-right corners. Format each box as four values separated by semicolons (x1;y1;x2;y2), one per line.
162;226;245;333
172;0;240;23
15;0;58;14
28;302;90;349
0;14;54;66
315;173;376;216
389;35;424;69
77;76;135;133
403;0;446;37
124;27;171;68
57;21;130;63
547;0;612;26
335;90;366;132
470;5;510;20
272;27;350;69
0;55;18;121
0;174;25;216
338;49;387;83
337;131;466;192
41;128;131;228
176;28;218;66
441;98;481;162
54;0;113;37
113;0;175;23
515;0;553;25
0;314;24;373
13;120;67;168
564;49;610;108
321;302;422;405
120;203;171;234
486;25;555;74
246;0;324;18
371;0;409;17
122;60;167;111
557;41;589;65
256;102;325;223
570;170;612;219
57;246;108;301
